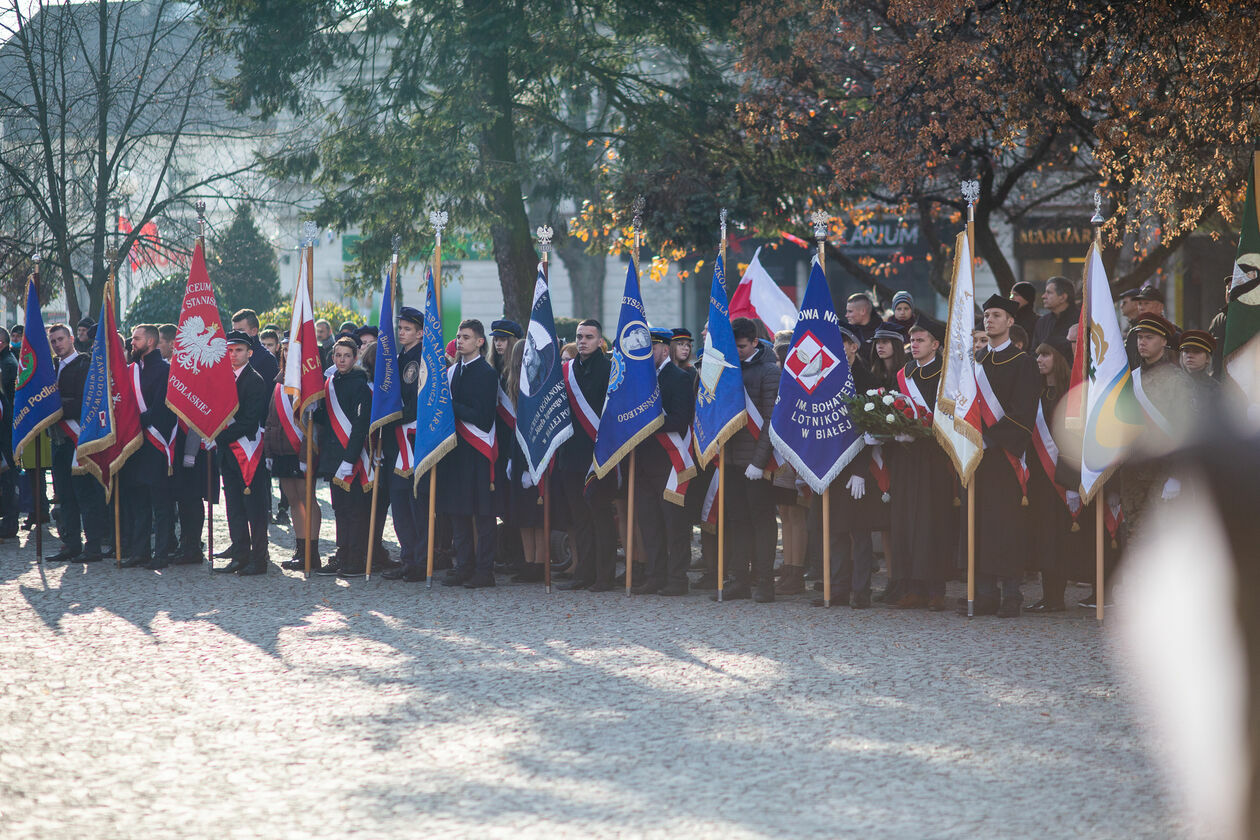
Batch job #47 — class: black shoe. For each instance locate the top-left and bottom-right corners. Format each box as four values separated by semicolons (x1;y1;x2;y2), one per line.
77;552;105;563
314;561;342;576
337;566;366;578
213;545;239;559
632;580;664;595
1026;599;1065;613
711;583;751;601
463;574;496;589
47;547;82;563
587;580;615;592
145;557;171;570
214;558;247;574
852;591;871;609
119;555;150;569
692;573;718;590
171;552;204;566
238;560;268;576
752;583;776;603
511;565;545;583
1077;590;1113;608
997;596;1023;618
658;582;689;596
383;565;427;582
442;571;471;587
558;578;593;591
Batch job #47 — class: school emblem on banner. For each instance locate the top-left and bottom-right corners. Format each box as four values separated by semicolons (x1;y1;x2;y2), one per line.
783;331;839;394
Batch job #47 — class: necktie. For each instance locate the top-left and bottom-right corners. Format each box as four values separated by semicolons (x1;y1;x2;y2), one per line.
451;360;463;393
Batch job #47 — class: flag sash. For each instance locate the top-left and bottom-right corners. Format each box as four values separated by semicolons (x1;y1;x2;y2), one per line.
132;363;176;472
563;359;600;440
228;430;264;490
1130;367;1177;441
395;421;416;475
326;375;373;488
1033;400;1074;514
273;384;304;454
868;445;890;499
743;389;779;472
57;419;80;444
496;384;516;431
657;429;697;505
898;370;932;421
446;364;498;466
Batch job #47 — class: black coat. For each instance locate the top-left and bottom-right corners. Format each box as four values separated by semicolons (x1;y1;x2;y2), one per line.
55;353;90;427
314;367;371;479
556;349;610;474
437;355;499;515
216;364;269;449
0;346;17;443
638;357;695;476
125;348;176;484
247;335;279;385
1031;304;1080;351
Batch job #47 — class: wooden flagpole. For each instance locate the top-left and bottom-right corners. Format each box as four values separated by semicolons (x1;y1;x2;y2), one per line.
302;222;318;577
625;196;645;597
364;239;400;581
538;225;555;593
811;211;832;606
30;257;43;565
962;181;979;618
425;210;447;588
187;204;217;575
717;210;728;602
104;257;124;570
1091;192;1106;623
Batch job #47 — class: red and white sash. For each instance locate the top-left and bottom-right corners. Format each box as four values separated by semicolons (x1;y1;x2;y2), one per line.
563;359;600;441
1032;400;1079;520
896;368;932;423
395;420;417;475
974;354;1030;502
1130;367;1177;442
497;383;517;432
446;363;499;473
57;418;81;444
326;374;373;488
228;429;265;491
272;384;307;473
132;362;177;474
657;428;697;506
743;389;779;472
868;445;890;502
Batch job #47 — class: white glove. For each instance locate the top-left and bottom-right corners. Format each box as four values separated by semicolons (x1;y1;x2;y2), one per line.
793;478;807;493
1161;478;1181;501
183;454;196;468
744;464;765;481
1065;490;1081;515
522;471;534;489
894;434;914;443
847;474;866;500
335;461;354;481
265;458;274;471
506;460;513;480
862;432;879;447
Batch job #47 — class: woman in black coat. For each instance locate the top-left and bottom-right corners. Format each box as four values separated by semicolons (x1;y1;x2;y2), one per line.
314;337;372;576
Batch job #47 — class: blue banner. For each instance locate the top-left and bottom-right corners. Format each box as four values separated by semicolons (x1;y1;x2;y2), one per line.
768;258;863;493
411;267;456;481
592;258;663;478
11;278;62;460
369;263;402;433
515;261;573;484
693;253;746;469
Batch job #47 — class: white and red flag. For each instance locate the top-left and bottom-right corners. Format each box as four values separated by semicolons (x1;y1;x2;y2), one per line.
166;239;239;440
729;246;797;334
284;252;326;414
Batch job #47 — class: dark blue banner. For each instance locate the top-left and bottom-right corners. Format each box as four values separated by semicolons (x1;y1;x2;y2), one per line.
515;262;573;484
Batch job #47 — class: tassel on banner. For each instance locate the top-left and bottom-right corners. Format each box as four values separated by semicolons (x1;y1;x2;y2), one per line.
1021;495;1029;506
953;496;961;507
1072;522;1081;532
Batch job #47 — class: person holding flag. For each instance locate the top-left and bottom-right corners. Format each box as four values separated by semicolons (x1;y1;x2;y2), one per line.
968;295;1041;618
437;319;500;589
381;305;429;583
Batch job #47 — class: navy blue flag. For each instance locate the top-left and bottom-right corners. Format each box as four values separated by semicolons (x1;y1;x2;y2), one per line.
11;278;62;460
515;261;573;484
369;263;402;433
693;253;746;469
768;258;863;493
411;267;456;482
592;258;663;478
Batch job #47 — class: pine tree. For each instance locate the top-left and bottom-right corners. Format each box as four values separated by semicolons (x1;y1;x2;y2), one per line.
213;204;280;317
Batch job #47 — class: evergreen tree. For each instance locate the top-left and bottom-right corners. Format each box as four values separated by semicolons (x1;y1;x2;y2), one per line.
212;204;280;316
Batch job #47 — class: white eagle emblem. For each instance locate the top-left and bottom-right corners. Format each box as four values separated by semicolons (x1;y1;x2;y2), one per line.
175;316;228;374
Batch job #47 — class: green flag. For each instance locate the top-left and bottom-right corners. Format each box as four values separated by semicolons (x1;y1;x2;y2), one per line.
1223;150;1260;369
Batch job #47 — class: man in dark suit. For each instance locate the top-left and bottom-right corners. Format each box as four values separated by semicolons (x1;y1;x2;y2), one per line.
632;328;696;596
382;306;429;582
0;327;19;538
437;319;500;589
45;324;105;561
213;331;271;575
119;324;178;569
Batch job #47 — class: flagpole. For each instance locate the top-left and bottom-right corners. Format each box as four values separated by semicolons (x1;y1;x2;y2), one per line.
1091;192;1106;623
717;209;729;603
537;225;555;593
302;221;318;578
426;210;447;589
810;210;832;607
28;257;44;565
186;203;216;576
624;196;646;597
365;238;400;581
961;182;979;617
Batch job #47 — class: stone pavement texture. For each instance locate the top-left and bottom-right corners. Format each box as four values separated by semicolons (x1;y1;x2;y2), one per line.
0;490;1185;839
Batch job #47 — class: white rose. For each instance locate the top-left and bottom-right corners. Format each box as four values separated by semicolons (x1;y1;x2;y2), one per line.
886;413;896;423
864;402;875;411
866;389;878;396
882;394;895;405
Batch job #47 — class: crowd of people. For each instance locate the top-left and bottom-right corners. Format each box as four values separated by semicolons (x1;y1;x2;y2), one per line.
0;266;1246;619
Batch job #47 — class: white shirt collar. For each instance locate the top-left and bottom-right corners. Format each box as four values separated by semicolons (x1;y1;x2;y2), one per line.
657;356;671;372
232;364;247;380
989;338;1012;352
57;349;81;367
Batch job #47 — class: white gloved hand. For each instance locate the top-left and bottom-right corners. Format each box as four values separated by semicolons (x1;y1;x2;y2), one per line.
522;471;534;489
335;461;354;481
265;458;274;471
862;432;880;447
183;454;196;468
1065;490;1081;515
847;474;866;500
794;478;807;493
1161;478;1181;501
744;464;765;481
894;433;914;443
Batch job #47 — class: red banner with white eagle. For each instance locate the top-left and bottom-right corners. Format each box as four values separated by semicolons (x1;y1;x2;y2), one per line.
165;239;239;441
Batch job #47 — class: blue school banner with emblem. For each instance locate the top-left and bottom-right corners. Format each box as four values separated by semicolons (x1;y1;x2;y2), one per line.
11;278;62;460
411;267;456;481
516;262;573;484
592;258;663;478
768;258;863;493
693;253;746;469
370;264;402;433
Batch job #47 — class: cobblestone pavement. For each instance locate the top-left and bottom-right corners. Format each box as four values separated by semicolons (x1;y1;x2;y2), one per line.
0;490;1185;839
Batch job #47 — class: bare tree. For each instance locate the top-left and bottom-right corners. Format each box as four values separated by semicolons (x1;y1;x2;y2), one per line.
0;0;267;323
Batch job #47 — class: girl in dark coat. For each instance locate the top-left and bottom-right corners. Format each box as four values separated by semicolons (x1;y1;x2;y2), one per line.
314;337;372;576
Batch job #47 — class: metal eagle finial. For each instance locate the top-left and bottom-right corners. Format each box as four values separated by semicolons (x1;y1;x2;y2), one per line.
1091;190;1105;225
302;221;318;247
536;225;553;253
429;210;448;236
961;180;980;206
632;195;645;233
810;210;828;241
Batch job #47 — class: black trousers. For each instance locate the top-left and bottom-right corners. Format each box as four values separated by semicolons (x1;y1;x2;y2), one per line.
554;468;617;586
173;470;205;556
50;439;105;551
222;456;270;562
451;514;496;579
389;473;429;570
635;459;691;588
125;478;175;560
331;482;372;568
725;471;776;587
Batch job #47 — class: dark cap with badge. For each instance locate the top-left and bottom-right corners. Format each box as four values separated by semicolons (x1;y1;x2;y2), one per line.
490;319;523;339
1130;314;1178;347
1178;329;1214;355
671;327;693;342
398;306;424;327
981;293;1020;317
1133;284;1166;303
225;329;253;347
649;327;674;345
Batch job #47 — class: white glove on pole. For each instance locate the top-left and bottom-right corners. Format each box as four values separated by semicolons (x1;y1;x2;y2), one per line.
862;432;879;447
335;461;354;481
894;433;914;443
847;474;866;499
1065;490;1081;515
265;458;274;471
744;464;764;481
183;454;196;468
522;471;534;489
1161;478;1181;501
